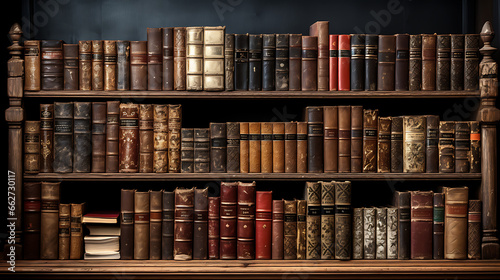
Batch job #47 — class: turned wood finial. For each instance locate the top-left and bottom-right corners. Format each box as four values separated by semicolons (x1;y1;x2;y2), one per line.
8;23;23;59
480;21;496;64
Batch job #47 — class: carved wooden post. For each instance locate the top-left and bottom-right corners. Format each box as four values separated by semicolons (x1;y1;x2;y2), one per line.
6;23;24;258
479;21;500;259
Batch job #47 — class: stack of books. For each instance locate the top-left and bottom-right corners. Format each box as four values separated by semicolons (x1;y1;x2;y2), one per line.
83;212;121;260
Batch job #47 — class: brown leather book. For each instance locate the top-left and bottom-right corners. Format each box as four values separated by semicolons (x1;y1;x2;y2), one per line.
320;181;335;260
377;35;396;91
73;102;91;173
306;181;321;259
225;34;235;91
468;200;481;259
237;182;256;260
168;104;182;173
391;116;403;173
433;193;444;259
147;28;162;90
150;190;163;260
273;123;285;173
193;188;209;260
53;102;74;173
296;122;308;173
24;40;41;91
103;40;117;91
324;106;338;172
134;191;150;260
186;27;204;91
63;44;78;90
106;101;120;172
310;21;329;91
240;122;249;173
139;104;154;173
174;27;187;90
403;116;426;173
69;203;84;260
409;35;422;91
181;128;194;173
455;122;470;173
58;204;70;260
422;34;437;91
204;26;225;91
464;34;480;90
436;35;451;90
119;103;140;173
285;122;297;173
306;106;324;173
121;189;135;260
91;40;104;90
439;121;455;173
41;40;64;90
338;106;351;173
79;40;92;90
335;181;352;260
426;115;440;173
91;102;107;173
362;109;378;172
210;123;227;173
208;196;220;259
116;41;130;90
23;182;41;259
194;128;210;173
249;122;262;173
302;36;318;91
451;34;465;90
272;200;284;259
130;41;148;90
350;106;363;173
162;27;174;90
40;104;54;173
227;122;240;173
261;122;273;173
469;121;481;173
220;182;238;259
41;182;60;259
24;121;40;174
444;187;468;259
377;117;392;173
174;188;194;260
284;200;297;260
296;199;307;260
154;105;168;173
410;190;433;259
395;34;409;91
162;191;174;260
289;34;302;91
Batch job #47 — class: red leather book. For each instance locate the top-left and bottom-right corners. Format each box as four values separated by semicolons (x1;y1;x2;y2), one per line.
410;191;433;259
237;181;256;260
272;200;284;259
208;197;220;259
338;35;350;91
256;191;273;259
329;35;338;91
220;182;238;259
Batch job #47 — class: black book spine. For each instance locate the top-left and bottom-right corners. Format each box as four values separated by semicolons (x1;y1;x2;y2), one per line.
350;34;365;91
276;34;289;91
262;34;276;91
249;34;263;91
53;102;74;173
73;102;91;173
116;41;130;90
162;191;174;259
234;34;249;90
181;128;194;173
194;128;210;173
365;35;378;91
210;123;227;173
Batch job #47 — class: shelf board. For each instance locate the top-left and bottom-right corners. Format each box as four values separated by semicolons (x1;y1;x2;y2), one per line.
23;172;482;181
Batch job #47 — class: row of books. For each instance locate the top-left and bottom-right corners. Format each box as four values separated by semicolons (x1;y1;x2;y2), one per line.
23;22;481;92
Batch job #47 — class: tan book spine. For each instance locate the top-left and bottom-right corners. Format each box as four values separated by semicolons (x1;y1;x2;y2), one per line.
296;199;307;260
261;122;273;173
249;122;261;173
24;40;41;91
168;104;182;173
69;203;84;259
338;106;351;173
203;26;225;91
272;123;285;173
174;27;186;90
24;121;40;174
377;117;392;173
403;116;426;173
444;186;468;259
40;182;60;260
324;106;339;172
103;40;117;91
240;122;249;173
58;204;70;260
79;41;92;90
154;105;169;173
139;104;154;173
92;40;104;90
186;27;204;91
297;122;308;173
285;122;297;173
134;191;150;260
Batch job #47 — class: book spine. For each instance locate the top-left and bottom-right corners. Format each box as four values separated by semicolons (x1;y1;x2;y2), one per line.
422;34;437;91
225;34;235;91
174;188;194;260
426;115;440;173
365;35;378;90
439;121;456;173
296;122;308;173
285;122;297;173
335;181;352;260
106;101;120;172
403;116;426;173
203;26;225;91
227;122;240;173
121;189;135;260
470;121;481;173
181;128;194;173
350;34;365;91
139;104;154;173
350;106;363;173
24;40;41;91
147;27;162;90
73;102;91;173
79;41;92;90
363;207;376;259
302;36;318;91
409;35;422;91
324;106;339;172
193;188;209;260
377;35;396;91
153;105;168;173
464;34;480;90
353;208;363;259
261;122;273;173
444;187;468;259
168;104;182;173
91;102;107;172
119;103;140;173
410;191;433;259
40;104;54;173
272;200;284;259
40;182;60;259
377;117;392;173
284;200;297;260
130;41;148;90
134;191;150;260
41;40;63;90
237;182;256;260
433;193;444;259
208;196;220;259
249;34;263;91
272;123;285;173
396;191;411;259
468;199;481;259
362;109;378;172
24;121;40;174
58;204;70;260
320;181;335;260
194;128;210;173
91;40;104;90
220;182;238;259
234;34;249;90
63;44;79;90
23;182;41;260
375;207;387;259
69;203;83;260
103;40;117;91
451;34;465;90
53;102;74;173
249;122;262;173
210;123;227;173
338;106;351;173
436;35;451;90
289;34;302;91
307;107;324;173
186;27;204;91
306;182;321;259
338;35;350;90
162;191;174;260
296;200;307;259
390;116;403;172
256;191;272;259
395;34;409;91
329;35;338;90
174;27;186;90
162;27;174;90
116;41;130;90
310;21;329;91
276;34;289;90
239;122;249;173
387;207;398;259
150;190;163;260
263;34;276;91
455;122;471;173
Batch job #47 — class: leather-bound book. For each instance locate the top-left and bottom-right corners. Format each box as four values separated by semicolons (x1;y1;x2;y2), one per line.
103;40;117;91
464;34;480;90
240;122;249;173
276;34;289;90
162;27;174;90
237;182;256;260
362;109;378;172
24;40;41;91
130;41;148;90
468;199;481;259
410;190;433;259
403;116;426;173
352;208;363;259
194;128;210;173
395;191;410;259
296;200;307;259
139;104;154;173
377;117;391;173
272;200;284;259
53;102;74;173
363;207;376;259
210;123;227;173
41;40;64;90
23;182;41;259
227;122;240;173
79;41;92;90
174;188;194;260
63;44;78;90
444;187;468;259
437;35;451;90
338;106;351;173
365;34;378;91
186;27;204;91
181;128;194;173
324;106;338;172
73;102;91;173
439;121;455;173
285;122;297;173
256;191;272;259
220;182;238;259
208;196;220;259
262;34;276;91
426;115;439;173
329;35;339;91
150;190;163;260
433;193;445;259
350;34;365;91
377;35;396;91
338;35;351;91
387;207;398;259
174;27;187;90
225;34;235;91
147;28;162;90
289;34;302;91
455;122;470;173
58;204;70;260
193;188;208;260
234;34;249;90
249;122;262;173
40;182;60;259
306;106;324;173
375;207;387;259
302;36;318;91
119;103;140;173
116;41;130;90
153;105;168;173
297;122;308;173
134;191;150;260
24;121;40;174
320;181;335;260
203;26;225;91
91;40;104;90
350;106;363;173
106;101;120;172
40;104;54;173
284;200;297;260
306;181;321;259
409;35;422;91
310;21;329;91
162;191;174;260
451;34;465;90
422;34;437;91
395;34;409;91
91;102;107;173
121;189;135;260
390;116;403;173
69;203;84;260
335;181;352;260
168;104;182;173
248;34;263;91
272;122;285;173
469;121;481;173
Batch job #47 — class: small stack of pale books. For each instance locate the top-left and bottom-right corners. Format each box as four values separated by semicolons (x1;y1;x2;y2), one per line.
83;212;120;260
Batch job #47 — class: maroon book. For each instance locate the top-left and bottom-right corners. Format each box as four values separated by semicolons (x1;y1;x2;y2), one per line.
208;197;220;259
272;200;284;259
237;182;256;259
411;191;434;259
220;182;238;259
255;191;273;259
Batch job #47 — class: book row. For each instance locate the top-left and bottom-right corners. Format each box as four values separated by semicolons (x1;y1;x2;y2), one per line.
23;22;481;92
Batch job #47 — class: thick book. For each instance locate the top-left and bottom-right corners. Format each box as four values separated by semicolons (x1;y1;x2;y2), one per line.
468;199;481;259
302;36;318;91
147;28;162;90
227;122;240;173
410;190;433;259
306;181;321;260
70;203;84;260
106;101;120;172
338;35;350;90
41;40;64;90
73;102;91;173
324;106;338;173
353;208;363;259
375;207;387;259
403;116;426;173
309;21;329;91
297;122;308;173
377;35;396;91
426;115;440;173
320;181;335;260
276;34;289;90
284;200;297;260
395;34;409;91
225;34;235;91
338;106;351;173
91;102;107;173
464;34;480;90
194;128;210;173
53;102;73;173
362;109;378;172
193;188;209;260
470;121;481;173
350;106;363;173
363;207;376;259
296;200;307;260
272;200;284;259
130;41;148;90
120;189;134;260
63;44;78;90
436;35;451;90
409;35;422;91
174;188;194;260
289;34;302;91
139;104;154;173
335;181;352;260
439;121;455;173
24;121;40;174
91;40;104;90
134;191;150;260
208;196;220;259
262;34;276;91
272;122;285;173
240;122;249;173
119;103;139;173
24;40;41;91
40;104;54;173
59;204;71;260
306;106;324;173
455;122;471;173
256;191;272;259
249;122;262;173
40;182;60;259
162;27;174;90
220;182;238;259
116;41;130;90
350;34;365;91
387;207;398;260
210;123;227;173
186;27;204;91
103;40;116;91
395;191;411;259
390;116;403;173
422;34;437;91
285;122;297;173
329;35;339;91
433;193;445;259
444;186;468;259
248;34;263;91
237;182;255;260
203;26;225;91
181;128;194;173
168;104;182;173
365;34;378;91
451;34;465;90
153;105;168;173
377;117;392;173
150;190;162;260
174;27;186;90
234;34;249;90
79;40;92;90
162;191;174;260
23;182;41;259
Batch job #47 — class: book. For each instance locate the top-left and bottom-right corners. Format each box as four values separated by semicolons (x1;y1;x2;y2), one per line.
306;106;324;173
450;34;465;90
289;34;302;91
249;122;262;173
272;200;284;259
40;104;54;173
208;196;220;259
150;190;162;260
210;123;227;173
194;128;210;173
470;121;481;173
106;101;120;172
403;116;426;173
426;115;440;173
390;116;403;173
248;34;262;91
174;188;194;260
433;193;445;259
224;34;235;91
444;186;468;259
324;106;338;173
377;35;395;91
203;26;225;91
285;122;297;173
387;207;398;260
256;191;272;259
439;121;455;173
220;182;238;259
130;41;148;90
186;27;203;91
306;181;321;260
353;208;363;259
338;106;351;173
240;122;249;173
23;182;41;259
276;34;289;90
362;109;378;172
410;190;433;259
227;122;240;173
135;191;150;260
375;207;387;259
234;34;249;90
193;187;208;260
139;104;154;173
181;128;194;173
455;122;471;173
436;35;451;90
284;200;297;260
422;34;436;91
365;34;378;91
63;43;78;90
338;35;350;91
84;252;120;260
350;106;363;173
147;28;162;90
263;34;276;91
40;182;60;259
302;36;318;91
73;102;91;173
309;21;329;91
162;27;174;90
41;40;64;90
464;34;480;90
162;191;174;260
468;200;481;259
363;207;376;259
237;182;256;260
377;117;391;173
329;35;339;91
116;41;130;90
335;181;352;260
91;40;104;90
120;189;134;260
58;204;70;260
153;105;168;173
168;104;182;173
395;34;409;91
79;40;92;90
272;122;285;173
53;102;73;173
103;40;116;91
119;103;139;173
409;35;422;91
395;191;410;259
82;212;119;224
350;34;365;91
320;181;335;260
84;236;120;259
24;121;40;174
297;122;308;173
70;203;84;260
24;40;41;91
174;27;186;90
91;102;107;173
296;200;307;260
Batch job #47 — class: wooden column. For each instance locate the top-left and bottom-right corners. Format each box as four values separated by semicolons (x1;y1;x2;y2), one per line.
479;21;500;259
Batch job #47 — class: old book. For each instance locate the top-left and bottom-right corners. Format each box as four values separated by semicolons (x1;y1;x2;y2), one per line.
363;207;376;259
220;182;238;259
240;122;249;173
168;104;182;173
263;34;276;91
433;193;445;259
91;102;107;173
350;34;365;91
285;122;297;173
365;34;378;90
377;35;396;91
40;104;54;173
362;109;378;172
302;36;318;91
422;34;437;91
306;106;324;173
70;203;84;260
181;128;194;173
121;189;135;260
439;121;455;173
296;200;307;260
353;208;363;259
24;40;41;91
284;200;297;260
276;34;289;90
289;34;302;91
444;186;468;259
24;121;40;174
208;196;220;259
464;34;480;90
256;191;272;259
174;188;194;260
395;191;410;259
272;123;285;173
162;191;174;260
106;101;120;172
320;181;335;260
375;207;387;259
261;123;273;173
272;200;284;259
470;121;481;173
23;182;41;259
130;41;148;90
247;33;263;89
329;35;339;90
194;128;210;173
227;122;240;173
377;117;392;173
103;40;117;91
338;35;350;90
193;188;209;260
350;106;363;173
153;105;168;173
306;181;321;259
297;122;308;173
203;26;225;91
237;182;256;260
119;103;140;173
186;26;204;91
147;28;162;90
335;181;352;260
134;191;150;260
162;27;174;90
40;182;60;259
53;102;74;173
426;115;440;173
210;123;227;173
455;122;471;173
324;106;338;172
73;102;91;173
436;35;451;90
150;190;162;260
91;40;104;90
410;190;433;259
338;106;351;173
309;21;329;91
63;44;78;90
225;34;235;90
234;34;249;90
41;40;64;90
403;116;426;173
390;116;403;173
249;122;262;173
174;27;187;90
409;35;422;91
395;34;409;91
58;204;70;260
116;41;130;90
79;40;92;90
468;200;481;259
139;104;154;173
387;207;398;260
451;34;465;90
